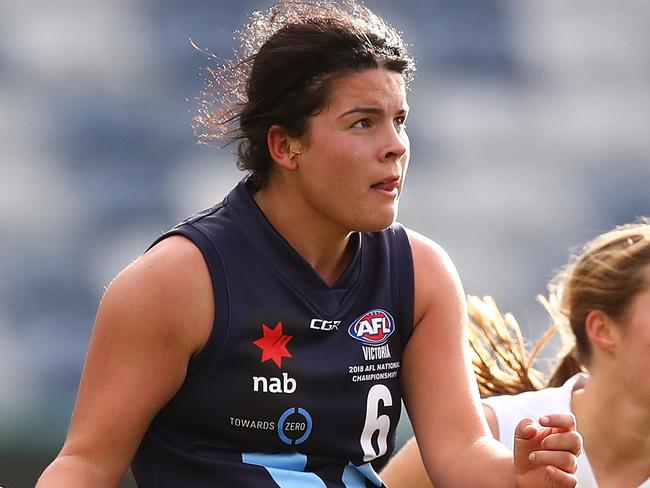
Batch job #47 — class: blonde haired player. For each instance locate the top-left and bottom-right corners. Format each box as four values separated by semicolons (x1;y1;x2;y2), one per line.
382;219;650;488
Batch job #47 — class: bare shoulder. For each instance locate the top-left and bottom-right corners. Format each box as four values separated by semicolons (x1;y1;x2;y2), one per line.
128;233;210;282
100;234;214;357
404;228;465;326
405;228;459;278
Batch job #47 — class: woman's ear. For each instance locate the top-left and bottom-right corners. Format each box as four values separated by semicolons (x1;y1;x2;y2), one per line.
267;125;303;171
585;309;619;355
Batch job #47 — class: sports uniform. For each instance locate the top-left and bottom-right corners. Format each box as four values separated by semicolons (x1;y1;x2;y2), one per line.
483;374;650;488
131;178;415;487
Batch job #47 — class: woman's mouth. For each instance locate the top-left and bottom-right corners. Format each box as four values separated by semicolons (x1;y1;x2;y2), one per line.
371;178;400;196
371;178;400;198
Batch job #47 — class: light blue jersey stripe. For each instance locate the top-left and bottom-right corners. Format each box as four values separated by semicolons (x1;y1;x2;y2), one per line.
342;463;366;488
242;452;385;488
265;467;328;487
343;462;383;488
355;462;383;486
242;451;308;471
242;452;327;487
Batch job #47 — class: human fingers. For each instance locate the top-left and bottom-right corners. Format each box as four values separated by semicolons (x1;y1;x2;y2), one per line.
543;465;578;488
538;413;577;432
513;417;538;441
528;449;578;474
540;431;583;456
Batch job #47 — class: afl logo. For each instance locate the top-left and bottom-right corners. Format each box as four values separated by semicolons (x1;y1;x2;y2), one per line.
348;309;395;345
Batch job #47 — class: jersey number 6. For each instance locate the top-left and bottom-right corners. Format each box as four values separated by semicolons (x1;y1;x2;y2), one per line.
360;384;393;462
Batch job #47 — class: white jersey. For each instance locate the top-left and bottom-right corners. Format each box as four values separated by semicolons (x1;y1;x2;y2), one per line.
482;374;650;488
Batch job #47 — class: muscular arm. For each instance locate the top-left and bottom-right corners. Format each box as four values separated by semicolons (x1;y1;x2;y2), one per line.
399;230;518;487
381;405;500;488
37;236;214;487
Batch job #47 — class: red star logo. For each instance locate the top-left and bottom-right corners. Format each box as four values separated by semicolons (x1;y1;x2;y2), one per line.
253;322;293;368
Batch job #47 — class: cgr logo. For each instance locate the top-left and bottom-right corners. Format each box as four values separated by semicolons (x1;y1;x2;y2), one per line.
348;309;395;345
310;319;340;331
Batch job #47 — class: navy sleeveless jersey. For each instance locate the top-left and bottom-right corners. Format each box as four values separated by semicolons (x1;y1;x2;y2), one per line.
131;179;415;487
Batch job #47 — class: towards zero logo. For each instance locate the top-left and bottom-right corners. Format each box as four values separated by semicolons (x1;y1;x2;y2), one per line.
347;309;395;346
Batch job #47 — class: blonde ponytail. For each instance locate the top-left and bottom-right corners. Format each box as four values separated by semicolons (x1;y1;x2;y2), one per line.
467;295;551;397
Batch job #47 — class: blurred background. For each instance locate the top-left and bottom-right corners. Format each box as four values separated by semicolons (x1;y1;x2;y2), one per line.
1;0;648;485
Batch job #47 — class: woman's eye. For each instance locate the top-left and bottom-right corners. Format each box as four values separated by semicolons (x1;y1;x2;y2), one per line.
352;119;372;129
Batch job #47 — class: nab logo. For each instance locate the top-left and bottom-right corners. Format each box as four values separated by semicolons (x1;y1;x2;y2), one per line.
253;322;292;368
253;372;297;394
348;309;395;345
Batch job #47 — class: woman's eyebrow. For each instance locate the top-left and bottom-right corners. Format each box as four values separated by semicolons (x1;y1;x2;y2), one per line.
338;107;409;118
338;107;383;118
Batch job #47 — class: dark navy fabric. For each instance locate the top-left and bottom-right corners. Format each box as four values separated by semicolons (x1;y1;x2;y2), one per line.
131;179;415;487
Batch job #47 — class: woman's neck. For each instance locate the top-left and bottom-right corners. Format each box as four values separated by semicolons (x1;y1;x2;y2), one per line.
572;374;650;486
253;183;354;287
